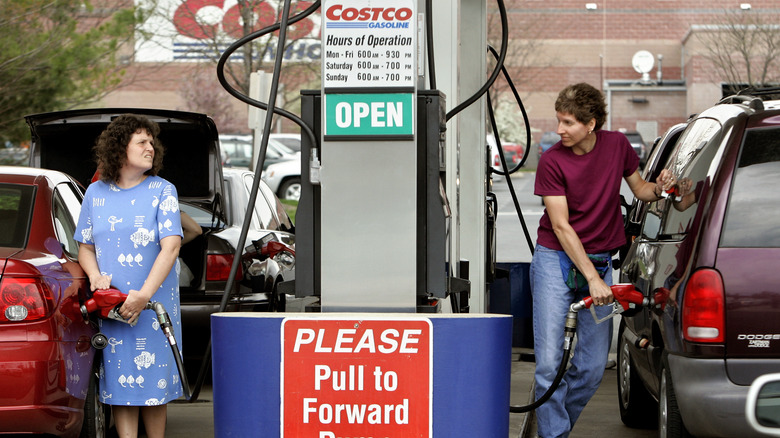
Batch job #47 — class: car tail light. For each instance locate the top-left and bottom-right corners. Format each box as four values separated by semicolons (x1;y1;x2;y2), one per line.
0;277;55;322
207;254;242;281
682;268;725;343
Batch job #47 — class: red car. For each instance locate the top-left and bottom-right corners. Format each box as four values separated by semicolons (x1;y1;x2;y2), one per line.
0;166;107;436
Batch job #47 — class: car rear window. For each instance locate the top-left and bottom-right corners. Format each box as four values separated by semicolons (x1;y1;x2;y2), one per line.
721;126;780;247
0;184;35;248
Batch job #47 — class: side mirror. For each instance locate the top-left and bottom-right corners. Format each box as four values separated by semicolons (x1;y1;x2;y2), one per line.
746;373;780;436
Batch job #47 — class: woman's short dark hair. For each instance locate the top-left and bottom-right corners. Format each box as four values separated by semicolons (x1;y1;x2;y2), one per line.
555;83;608;131
94;114;163;183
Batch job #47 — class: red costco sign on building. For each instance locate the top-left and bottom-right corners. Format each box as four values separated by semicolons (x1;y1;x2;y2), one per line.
281;317;432;438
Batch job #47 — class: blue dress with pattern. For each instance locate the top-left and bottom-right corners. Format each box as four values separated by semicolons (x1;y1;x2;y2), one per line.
74;176;184;406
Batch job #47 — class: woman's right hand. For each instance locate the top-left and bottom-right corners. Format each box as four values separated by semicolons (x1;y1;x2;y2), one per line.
89;274;112;291
588;277;614;306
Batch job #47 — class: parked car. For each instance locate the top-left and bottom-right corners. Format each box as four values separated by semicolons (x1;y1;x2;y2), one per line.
487;134;524;179
269;133;301;152
537;131;560;156
623;130;648;168
219;134;297;169
179;167;295;360
25;109;296;377
0;166;107;437
616;94;780;437
263;158;302;201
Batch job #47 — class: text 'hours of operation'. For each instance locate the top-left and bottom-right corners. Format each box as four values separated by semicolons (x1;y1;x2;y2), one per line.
322;0;416;89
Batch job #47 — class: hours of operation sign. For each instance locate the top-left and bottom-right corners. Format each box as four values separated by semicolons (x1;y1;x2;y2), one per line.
322;0;416;89
281;317;432;438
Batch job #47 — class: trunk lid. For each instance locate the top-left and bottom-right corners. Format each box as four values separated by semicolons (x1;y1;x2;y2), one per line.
25;108;225;215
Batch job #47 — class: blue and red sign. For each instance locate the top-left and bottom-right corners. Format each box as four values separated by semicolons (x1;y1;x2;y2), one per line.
282;317;432;437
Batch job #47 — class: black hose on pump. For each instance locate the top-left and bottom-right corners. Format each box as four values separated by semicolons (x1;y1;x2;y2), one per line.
189;0;305;402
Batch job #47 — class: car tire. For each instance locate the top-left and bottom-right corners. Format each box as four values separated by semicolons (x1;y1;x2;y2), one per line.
659;357;692;438
617;321;657;429
278;177;301;201
80;366;110;438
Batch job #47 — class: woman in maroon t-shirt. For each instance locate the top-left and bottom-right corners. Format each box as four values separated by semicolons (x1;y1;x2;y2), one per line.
530;83;675;438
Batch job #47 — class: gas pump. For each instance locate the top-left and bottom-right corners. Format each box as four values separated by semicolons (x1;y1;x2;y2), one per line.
203;0;622;435
294;89;464;312
288;0;465;313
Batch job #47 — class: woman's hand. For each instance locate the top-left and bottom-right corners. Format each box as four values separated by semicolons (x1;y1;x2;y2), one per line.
588;277;614;306
656;169;676;195
120;289;151;325
88;274;112;291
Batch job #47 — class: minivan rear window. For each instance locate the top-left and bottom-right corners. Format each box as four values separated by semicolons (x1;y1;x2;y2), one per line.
721;126;780;247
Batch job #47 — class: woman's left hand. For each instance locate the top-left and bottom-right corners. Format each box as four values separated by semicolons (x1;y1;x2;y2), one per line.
656;169;676;193
119;290;149;325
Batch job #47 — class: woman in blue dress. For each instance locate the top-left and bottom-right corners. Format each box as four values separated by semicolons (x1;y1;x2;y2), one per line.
75;114;183;437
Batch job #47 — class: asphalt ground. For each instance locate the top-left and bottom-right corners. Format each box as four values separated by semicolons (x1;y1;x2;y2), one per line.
140;347;659;438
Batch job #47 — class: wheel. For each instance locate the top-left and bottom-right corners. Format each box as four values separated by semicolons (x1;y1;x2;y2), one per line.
278;177;301;201
659;359;692;438
80;367;110;438
617;322;657;429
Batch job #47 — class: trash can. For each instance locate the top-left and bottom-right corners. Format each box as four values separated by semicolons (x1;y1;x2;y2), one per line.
489;262;533;348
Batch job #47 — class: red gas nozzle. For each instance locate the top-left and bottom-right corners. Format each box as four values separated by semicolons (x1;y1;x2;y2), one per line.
571;284;647;323
81;288;126;319
611;283;646;311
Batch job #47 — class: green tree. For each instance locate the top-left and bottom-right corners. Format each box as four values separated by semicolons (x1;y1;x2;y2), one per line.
0;0;136;144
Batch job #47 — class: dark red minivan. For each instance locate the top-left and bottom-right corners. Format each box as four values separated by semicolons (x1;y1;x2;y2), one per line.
617;92;780;437
0;166;107;436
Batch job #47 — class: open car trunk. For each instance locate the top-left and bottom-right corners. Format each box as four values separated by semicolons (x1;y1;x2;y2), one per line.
25;109;224;204
25;108;226;292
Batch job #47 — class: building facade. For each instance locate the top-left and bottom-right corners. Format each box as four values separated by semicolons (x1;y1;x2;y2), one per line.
100;0;780;154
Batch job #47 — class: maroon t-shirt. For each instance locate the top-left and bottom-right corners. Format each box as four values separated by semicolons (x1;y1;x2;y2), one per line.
535;129;639;253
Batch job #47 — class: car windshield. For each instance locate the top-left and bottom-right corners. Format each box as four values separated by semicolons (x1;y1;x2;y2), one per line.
721;126;780;247
0;184;35;248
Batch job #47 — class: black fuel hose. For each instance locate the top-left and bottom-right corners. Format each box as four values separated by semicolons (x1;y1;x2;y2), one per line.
510;306;579;413
214;1;320;152
147;301;191;400
509;345;570;413
425;0;436;90
486;45;532;176
444;0;508;122
190;0;297;402
487;91;535;256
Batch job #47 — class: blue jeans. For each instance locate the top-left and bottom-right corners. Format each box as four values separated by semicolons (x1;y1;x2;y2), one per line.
530;244;613;438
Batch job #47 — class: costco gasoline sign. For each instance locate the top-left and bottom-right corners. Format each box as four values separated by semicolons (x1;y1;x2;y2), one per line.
321;0;416;138
321;0;416;89
281;317;432;438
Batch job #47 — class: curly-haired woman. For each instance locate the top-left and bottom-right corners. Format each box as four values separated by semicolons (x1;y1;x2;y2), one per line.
75;114;184;438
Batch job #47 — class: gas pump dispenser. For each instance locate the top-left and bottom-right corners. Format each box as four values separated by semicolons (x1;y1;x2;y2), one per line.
292;0;466;313
295;90;460;312
209;1;523;436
